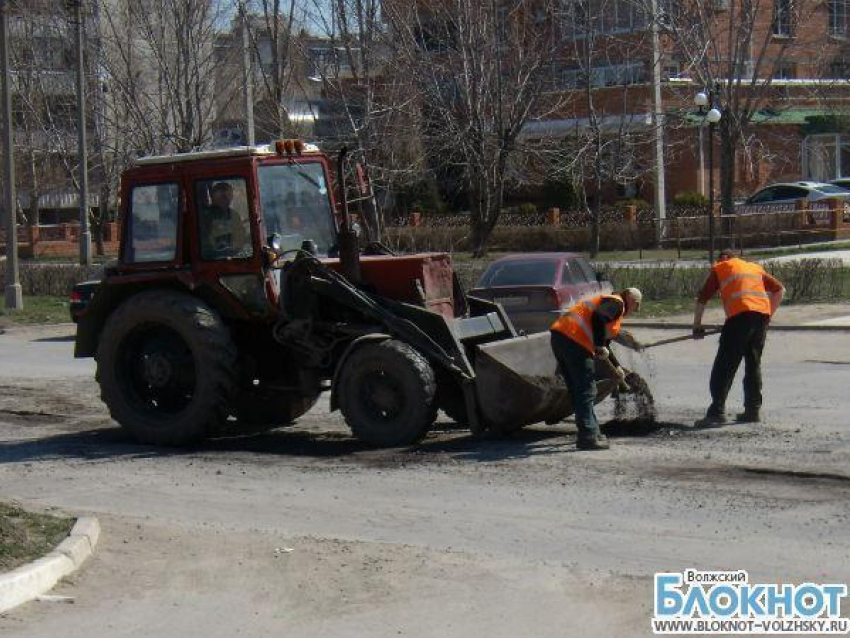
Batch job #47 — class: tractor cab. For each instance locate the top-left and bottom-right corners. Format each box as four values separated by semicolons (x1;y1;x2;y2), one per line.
114;142;340;320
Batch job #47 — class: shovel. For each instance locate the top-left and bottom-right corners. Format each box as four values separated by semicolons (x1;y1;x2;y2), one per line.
641;329;722;350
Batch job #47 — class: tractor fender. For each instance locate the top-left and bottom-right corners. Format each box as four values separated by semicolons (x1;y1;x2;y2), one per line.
329;333;392;412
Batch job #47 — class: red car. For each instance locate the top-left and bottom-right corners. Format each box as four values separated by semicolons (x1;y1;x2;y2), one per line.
470;253;613;334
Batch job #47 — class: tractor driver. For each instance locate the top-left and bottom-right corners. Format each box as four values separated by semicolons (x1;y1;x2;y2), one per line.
200;181;252;259
550;288;644;451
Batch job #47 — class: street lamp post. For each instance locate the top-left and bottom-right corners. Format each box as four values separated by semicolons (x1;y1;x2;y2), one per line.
695;90;722;263
68;0;91;266
1;0;22;310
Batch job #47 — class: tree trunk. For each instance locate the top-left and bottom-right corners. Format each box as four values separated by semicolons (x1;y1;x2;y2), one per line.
27;148;39;227
719;122;737;217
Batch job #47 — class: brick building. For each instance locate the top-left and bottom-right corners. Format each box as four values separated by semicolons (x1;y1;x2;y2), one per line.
538;0;850;204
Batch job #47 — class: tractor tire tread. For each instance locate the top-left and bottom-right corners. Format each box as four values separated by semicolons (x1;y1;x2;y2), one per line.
96;290;236;446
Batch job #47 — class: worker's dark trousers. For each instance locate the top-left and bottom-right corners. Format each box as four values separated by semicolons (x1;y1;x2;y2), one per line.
708;311;769;415
550;330;599;439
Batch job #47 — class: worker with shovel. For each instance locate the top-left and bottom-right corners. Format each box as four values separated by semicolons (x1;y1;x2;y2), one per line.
550;288;644;451
693;249;785;427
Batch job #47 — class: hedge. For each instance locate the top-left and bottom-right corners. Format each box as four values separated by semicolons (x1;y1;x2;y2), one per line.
0;263;103;297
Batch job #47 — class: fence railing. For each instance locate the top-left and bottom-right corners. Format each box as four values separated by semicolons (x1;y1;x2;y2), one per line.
384;199;850;254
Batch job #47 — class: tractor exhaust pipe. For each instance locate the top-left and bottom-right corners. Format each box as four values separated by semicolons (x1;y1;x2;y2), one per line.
337;146;361;283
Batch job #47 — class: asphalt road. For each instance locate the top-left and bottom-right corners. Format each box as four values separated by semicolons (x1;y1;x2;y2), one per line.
0;323;849;637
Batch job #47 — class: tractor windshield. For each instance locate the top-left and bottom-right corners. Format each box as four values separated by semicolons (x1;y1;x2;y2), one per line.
258;162;337;255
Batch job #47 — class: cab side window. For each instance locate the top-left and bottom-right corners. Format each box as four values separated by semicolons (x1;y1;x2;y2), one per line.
195;178;253;260
126;183;179;263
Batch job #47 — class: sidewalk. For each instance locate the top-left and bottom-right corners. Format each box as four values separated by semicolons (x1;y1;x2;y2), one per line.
634;302;850;328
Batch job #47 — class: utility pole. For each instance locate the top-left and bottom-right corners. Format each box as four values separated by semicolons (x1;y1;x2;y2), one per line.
1;0;22;310
70;0;91;265
239;1;255;146
650;0;667;247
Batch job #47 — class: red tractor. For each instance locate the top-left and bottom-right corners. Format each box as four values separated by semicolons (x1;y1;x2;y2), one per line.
75;141;622;447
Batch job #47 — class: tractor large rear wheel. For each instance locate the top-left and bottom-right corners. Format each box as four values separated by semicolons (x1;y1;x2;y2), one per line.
337;340;437;447
96;291;237;446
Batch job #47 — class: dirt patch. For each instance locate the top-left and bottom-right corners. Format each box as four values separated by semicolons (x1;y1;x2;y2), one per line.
603;371;659;436
0;503;74;573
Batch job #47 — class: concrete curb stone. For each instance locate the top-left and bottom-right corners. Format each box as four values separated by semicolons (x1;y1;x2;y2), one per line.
0;516;100;614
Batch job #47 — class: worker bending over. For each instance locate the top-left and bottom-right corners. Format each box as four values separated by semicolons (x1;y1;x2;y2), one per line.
550;288;644;451
693;249;785;427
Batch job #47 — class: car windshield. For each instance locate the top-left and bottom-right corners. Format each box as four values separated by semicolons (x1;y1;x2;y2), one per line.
478;260;558;287
258;162;337;254
815;184;849;194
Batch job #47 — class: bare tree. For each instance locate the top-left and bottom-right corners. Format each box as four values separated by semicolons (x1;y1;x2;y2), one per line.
241;0;303;139
99;0;231;154
385;0;563;257
659;0;835;213
305;0;420;240
552;0;654;256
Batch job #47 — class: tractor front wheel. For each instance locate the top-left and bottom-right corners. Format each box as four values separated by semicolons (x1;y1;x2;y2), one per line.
337;340;437;447
96;291;236;446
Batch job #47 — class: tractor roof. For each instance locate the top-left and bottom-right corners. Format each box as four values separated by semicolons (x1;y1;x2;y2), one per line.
133;142;322;166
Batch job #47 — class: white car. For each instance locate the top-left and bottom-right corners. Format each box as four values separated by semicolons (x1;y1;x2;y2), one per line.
744;181;850;206
829;178;850;192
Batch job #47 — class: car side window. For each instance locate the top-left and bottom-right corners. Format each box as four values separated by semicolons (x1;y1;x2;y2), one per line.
749;188;775;203
572;258;596;283
195;178;254;260
126;183;179;263
775;186;805;200
561;261;581;284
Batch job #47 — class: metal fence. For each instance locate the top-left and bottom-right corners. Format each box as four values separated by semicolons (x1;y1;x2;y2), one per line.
384;201;850;254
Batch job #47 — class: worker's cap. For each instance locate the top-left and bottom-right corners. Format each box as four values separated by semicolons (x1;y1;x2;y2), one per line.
622;287;643;308
718;247;738;259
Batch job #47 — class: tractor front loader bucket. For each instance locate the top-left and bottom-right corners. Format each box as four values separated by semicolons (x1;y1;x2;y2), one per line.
473;332;619;434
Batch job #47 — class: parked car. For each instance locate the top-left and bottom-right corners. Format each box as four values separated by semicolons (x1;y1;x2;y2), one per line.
469;253;613;334
69;280;100;323
743;181;850;207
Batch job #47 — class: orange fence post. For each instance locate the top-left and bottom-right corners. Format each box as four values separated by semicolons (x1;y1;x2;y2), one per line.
409;212;421;228
547;207;560;226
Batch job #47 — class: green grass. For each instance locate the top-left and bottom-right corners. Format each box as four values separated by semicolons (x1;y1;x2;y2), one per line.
0;295;70;328
0;503;74;572
639;297;696;317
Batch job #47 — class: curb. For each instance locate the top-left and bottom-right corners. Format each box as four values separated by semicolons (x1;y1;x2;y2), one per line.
0;517;100;614
626;321;850;332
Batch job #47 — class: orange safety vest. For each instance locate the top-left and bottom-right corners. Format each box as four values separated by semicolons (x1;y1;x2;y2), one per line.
712;257;772;318
550;294;624;355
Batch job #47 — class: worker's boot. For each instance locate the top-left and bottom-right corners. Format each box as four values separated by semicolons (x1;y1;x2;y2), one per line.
576;433;610;451
735;408;761;423
694;406;727;428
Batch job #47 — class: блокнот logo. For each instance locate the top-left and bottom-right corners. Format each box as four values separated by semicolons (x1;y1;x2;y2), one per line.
653;570;849;635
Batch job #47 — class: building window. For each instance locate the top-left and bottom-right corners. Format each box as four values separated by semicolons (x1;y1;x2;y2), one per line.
773;0;794;36
802;134;850;181
560;0;646;39
558;62;646;89
773;62;795;79
829;0;848;36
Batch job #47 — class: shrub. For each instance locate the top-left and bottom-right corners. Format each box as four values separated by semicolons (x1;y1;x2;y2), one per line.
615;198;650;210
0;263;102;297
673;192;709;207
518;203;538;216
